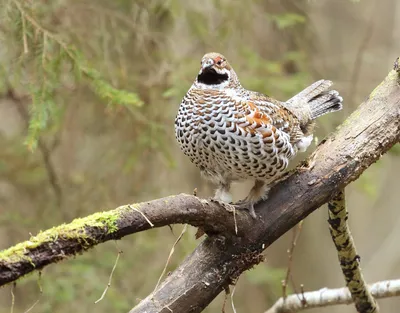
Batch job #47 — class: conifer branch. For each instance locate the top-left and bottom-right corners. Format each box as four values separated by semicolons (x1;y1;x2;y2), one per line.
10;0;143;149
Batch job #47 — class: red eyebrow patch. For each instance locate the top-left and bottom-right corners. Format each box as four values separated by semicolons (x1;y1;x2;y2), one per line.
213;56;223;63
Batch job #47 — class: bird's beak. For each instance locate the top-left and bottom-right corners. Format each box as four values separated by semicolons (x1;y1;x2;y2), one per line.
201;58;214;71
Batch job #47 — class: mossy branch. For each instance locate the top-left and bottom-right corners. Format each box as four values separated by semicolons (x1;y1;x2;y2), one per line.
0;196;244;287
328;190;379;313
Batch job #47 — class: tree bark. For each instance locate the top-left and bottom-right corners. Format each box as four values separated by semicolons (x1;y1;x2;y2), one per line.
0;61;399;313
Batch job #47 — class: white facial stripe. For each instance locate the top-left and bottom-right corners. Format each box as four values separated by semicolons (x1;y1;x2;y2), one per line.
196;80;230;90
195;69;231;89
202;58;214;70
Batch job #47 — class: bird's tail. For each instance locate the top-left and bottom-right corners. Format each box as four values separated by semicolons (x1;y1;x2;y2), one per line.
285;80;343;123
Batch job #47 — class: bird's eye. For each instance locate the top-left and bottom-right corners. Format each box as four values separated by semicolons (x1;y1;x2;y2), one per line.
217;60;222;65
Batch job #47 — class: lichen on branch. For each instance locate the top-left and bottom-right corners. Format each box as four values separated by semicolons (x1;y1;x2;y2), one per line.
328;190;378;313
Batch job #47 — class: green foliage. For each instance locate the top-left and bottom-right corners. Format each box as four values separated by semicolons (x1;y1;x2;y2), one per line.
268;13;306;29
240;48;310;98
65;48;143;110
354;159;383;199
5;0;143;150
389;144;400;156
85;68;143;109
246;264;289;294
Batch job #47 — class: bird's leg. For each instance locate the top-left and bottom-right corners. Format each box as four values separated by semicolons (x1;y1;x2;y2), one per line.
211;180;236;213
214;181;232;203
234;180;269;219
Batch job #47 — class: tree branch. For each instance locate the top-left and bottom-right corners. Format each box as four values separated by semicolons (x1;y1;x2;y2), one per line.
266;279;400;313
0;196;245;287
328;190;378;312
1;60;399;312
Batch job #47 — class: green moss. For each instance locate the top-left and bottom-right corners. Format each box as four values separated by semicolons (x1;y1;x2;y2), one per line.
0;209;122;264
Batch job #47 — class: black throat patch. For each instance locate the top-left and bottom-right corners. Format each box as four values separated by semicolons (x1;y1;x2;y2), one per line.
197;68;228;85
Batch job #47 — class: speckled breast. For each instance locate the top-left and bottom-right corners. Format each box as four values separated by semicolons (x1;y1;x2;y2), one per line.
175;89;295;181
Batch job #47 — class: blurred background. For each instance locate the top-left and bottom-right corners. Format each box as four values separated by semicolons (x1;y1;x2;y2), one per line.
0;0;399;312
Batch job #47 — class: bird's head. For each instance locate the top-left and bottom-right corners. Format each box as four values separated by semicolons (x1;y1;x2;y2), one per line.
196;52;236;87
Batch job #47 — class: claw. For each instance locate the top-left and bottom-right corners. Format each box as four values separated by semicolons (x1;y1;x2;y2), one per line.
211;198;258;219
210;198;235;213
233;201;257;219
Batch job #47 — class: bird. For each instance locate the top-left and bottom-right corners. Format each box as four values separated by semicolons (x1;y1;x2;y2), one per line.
175;52;342;218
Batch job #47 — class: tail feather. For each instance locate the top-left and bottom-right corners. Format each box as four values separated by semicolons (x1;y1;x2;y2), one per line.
308;89;343;119
285;79;343;123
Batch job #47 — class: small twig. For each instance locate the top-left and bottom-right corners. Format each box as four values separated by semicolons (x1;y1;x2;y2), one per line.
23;299;40;313
153;224;187;293
37;271;43;293
128;205;154;227
346;0;377;107
95;243;122;304
232;206;238;235
42;33;47;67
230;280;238;313
300;284;306;306
8;87;63;208
21;14;28;54
282;220;304;299
328;190;378;313
221;285;229;313
266;279;400;313
394;57;400;72
12;0;75;61
10;282;16;313
163;305;173;312
23;272;42;313
290;275;301;302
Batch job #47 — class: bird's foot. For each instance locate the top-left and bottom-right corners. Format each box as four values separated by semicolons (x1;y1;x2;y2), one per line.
211;198;258;219
210;199;236;213
233;200;257;219
299;151;318;171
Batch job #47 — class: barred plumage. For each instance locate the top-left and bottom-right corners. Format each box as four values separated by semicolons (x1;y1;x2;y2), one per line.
175;52;343;218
